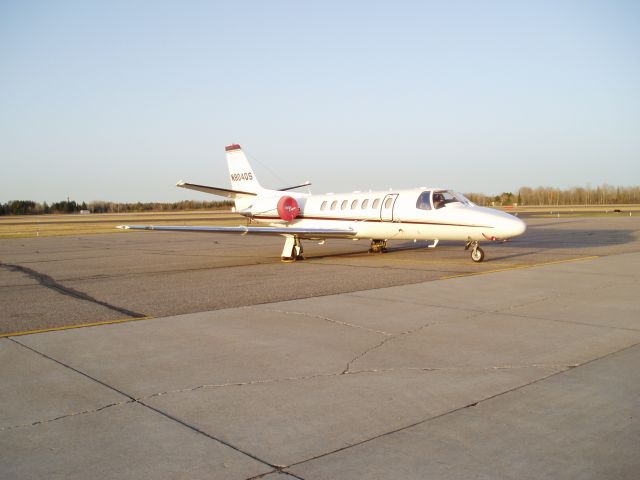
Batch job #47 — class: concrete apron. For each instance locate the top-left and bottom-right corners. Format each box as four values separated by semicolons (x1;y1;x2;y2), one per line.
1;252;639;479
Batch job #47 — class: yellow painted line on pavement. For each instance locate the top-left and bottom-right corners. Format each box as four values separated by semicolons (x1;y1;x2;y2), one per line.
440;256;600;280
0;256;601;337
0;316;155;338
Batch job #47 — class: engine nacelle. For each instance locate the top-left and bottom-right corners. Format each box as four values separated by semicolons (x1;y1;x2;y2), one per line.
277;196;300;222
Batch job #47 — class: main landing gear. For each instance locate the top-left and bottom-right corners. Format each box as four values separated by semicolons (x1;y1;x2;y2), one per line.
280;236;486;263
369;239;388;253
465;239;485;263
281;235;304;262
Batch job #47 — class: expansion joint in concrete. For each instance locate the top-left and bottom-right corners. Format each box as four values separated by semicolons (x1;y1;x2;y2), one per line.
245;468;306;479
137;399;280;470
7;338;281;472
283;340;640;471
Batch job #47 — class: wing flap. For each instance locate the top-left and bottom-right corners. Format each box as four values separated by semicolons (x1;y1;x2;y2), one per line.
117;225;356;239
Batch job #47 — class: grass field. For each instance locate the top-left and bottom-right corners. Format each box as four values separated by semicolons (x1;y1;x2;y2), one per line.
1;205;638;239
499;204;640;218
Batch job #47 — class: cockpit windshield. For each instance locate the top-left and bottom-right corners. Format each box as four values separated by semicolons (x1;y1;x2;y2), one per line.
434;190;475;209
417;190;475;210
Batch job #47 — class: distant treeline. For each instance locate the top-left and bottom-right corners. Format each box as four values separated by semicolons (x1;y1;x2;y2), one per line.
0;199;233;216
3;184;640;215
465;184;640;207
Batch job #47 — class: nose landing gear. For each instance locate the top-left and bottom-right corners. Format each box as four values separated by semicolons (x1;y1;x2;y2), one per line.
465;239;485;263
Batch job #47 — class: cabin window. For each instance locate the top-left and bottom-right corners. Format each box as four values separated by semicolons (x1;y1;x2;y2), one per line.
361;199;369;209
351;199;358;209
330;201;337;210
320;201;327;211
372;198;380;209
416;191;432;210
341;200;348;210
384;197;393;208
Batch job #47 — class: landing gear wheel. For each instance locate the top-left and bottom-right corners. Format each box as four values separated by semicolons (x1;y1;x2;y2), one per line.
471;247;485;263
281;255;304;262
369;239;388;254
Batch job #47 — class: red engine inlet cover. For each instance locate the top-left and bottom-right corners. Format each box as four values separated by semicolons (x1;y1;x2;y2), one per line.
277;196;300;222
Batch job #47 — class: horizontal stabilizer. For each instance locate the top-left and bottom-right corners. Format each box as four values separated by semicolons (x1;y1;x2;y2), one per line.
117;224;356;240
176;181;257;198
278;181;312;192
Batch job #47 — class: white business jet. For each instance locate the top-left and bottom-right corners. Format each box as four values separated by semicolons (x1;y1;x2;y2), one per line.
118;144;526;262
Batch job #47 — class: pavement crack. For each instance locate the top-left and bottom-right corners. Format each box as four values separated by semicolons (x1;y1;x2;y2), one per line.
13;362;574;426
341;311;485;374
341;336;397;374
8;337;280;471
502;310;640;332
140;362;574;401
284;341;640;471
344;292;487;315
251;307;394;336
347;363;575;375
141;373;340;399
250;307;481;376
1;400;133;431
0;262;147;318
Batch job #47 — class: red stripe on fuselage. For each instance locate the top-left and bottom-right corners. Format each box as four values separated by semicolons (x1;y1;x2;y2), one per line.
252;215;493;229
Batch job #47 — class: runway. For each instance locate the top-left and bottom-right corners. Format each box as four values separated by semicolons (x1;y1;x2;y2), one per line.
1;216;639;479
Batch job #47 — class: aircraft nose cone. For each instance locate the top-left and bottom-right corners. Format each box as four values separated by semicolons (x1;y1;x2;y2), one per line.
475;207;527;240
507;215;527;237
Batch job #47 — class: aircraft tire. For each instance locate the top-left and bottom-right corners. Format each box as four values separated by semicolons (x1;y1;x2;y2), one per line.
471;247;485;262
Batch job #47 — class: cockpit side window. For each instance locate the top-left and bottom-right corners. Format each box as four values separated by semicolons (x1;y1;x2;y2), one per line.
416;191;432;210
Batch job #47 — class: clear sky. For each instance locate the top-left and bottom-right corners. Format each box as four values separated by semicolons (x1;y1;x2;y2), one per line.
1;0;639;203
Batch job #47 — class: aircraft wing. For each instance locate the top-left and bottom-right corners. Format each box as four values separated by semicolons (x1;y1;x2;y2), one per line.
176;181;257;198
117;225;357;240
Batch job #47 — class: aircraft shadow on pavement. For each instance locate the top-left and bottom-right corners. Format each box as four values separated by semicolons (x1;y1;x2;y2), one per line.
504;228;637;249
383;227;636;261
301;228;636;262
387;228;635;251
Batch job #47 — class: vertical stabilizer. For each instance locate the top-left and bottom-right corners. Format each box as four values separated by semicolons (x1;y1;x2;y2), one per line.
225;144;263;193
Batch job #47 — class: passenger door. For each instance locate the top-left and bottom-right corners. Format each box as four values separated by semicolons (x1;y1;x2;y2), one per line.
380;193;398;221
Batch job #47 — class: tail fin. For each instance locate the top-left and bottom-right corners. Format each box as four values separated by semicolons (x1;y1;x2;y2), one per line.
226;144;263;193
